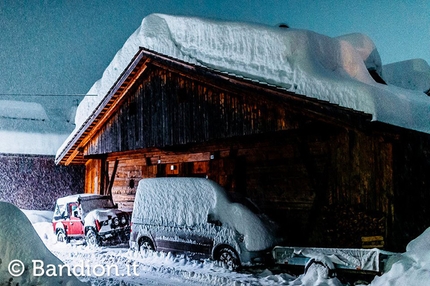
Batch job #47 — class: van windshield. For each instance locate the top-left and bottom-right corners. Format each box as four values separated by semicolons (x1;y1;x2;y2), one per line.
81;197;115;212
227;192;260;214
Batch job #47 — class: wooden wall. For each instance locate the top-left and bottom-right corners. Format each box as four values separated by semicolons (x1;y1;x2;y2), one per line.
84;66;300;157
87;124;393;248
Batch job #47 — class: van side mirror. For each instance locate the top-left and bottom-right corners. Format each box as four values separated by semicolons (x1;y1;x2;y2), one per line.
207;214;222;226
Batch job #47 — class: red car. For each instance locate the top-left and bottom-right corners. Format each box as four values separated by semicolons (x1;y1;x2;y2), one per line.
52;194;131;246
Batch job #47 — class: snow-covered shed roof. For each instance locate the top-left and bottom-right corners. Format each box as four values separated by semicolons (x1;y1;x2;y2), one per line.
0;95;83;156
56;13;430;163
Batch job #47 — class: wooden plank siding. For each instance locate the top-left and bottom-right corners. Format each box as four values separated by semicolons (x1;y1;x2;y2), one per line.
84;67;299;156
87;125;393;247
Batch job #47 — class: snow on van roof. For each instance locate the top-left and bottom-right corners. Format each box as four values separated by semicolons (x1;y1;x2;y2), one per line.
133;177;220;226
133;177;277;251
57;13;430;159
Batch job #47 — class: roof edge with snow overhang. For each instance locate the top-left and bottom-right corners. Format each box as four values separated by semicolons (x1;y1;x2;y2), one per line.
56;47;376;165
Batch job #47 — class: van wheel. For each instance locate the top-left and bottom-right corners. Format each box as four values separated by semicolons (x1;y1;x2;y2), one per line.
86;229;101;247
216;247;240;270
139;237;154;251
56;229;68;243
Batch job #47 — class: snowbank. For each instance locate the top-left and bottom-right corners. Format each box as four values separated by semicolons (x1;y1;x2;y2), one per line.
383;58;430;92
0;202;86;285
370;227;430;285
58;13;430;159
134;177;276;251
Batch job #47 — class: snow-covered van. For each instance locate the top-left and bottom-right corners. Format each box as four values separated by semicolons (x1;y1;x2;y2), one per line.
130;177;279;269
52;194;131;246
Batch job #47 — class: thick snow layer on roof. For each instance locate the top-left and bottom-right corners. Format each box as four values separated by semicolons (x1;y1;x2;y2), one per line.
0;100;48;121
0;97;79;155
0;202;85;285
336;33;382;75
133;177;277;251
0;130;69;155
58;13;430;158
383;58;430;92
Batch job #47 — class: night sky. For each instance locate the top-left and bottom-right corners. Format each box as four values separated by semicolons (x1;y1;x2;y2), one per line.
0;0;428;95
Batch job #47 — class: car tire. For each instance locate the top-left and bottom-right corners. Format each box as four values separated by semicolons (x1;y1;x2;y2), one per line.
56;229;68;243
138;237;154;251
86;228;101;247
216;246;240;270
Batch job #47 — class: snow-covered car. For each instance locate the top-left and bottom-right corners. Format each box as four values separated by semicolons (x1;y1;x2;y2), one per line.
130;177;280;269
52;194;131;246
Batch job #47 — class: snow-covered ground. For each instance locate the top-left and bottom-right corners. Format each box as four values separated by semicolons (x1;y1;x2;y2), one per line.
11;206;430;285
17;207;346;285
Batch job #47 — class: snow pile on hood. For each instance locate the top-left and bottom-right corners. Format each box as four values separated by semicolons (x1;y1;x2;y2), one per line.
0;202;86;285
133;177;277;251
84;208;124;228
370;227;430;285
383;58;430;93
57;13;430;158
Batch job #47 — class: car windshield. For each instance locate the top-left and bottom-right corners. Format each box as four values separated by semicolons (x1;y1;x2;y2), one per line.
81;197;115;213
227;192;261;214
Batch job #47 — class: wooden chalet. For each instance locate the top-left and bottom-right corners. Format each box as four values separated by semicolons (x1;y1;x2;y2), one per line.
56;47;430;251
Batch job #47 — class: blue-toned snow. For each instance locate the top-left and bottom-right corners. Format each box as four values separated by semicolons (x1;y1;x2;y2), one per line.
59;13;430;160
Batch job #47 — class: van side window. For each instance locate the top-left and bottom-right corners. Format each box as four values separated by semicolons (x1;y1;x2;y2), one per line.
207;213;222;226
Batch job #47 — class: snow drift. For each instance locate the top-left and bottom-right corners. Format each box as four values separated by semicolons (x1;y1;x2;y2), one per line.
370;227;430;285
57;13;430;159
0;202;86;285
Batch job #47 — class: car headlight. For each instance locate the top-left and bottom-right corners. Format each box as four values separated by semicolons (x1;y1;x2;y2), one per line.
113;217;119;226
121;216;127;225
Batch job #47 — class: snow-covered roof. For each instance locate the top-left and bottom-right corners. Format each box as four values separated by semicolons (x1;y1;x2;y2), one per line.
383;58;430;93
57;14;430;161
0;96;82;156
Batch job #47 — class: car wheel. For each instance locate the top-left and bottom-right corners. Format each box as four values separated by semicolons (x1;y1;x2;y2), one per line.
138;237;154;251
216;247;240;270
56;229;68;243
86;229;101;247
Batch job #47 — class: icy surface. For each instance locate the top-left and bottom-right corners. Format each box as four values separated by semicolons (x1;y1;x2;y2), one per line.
383;58;430;92
134;177;276;251
58;13;430;159
0;202;85;285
